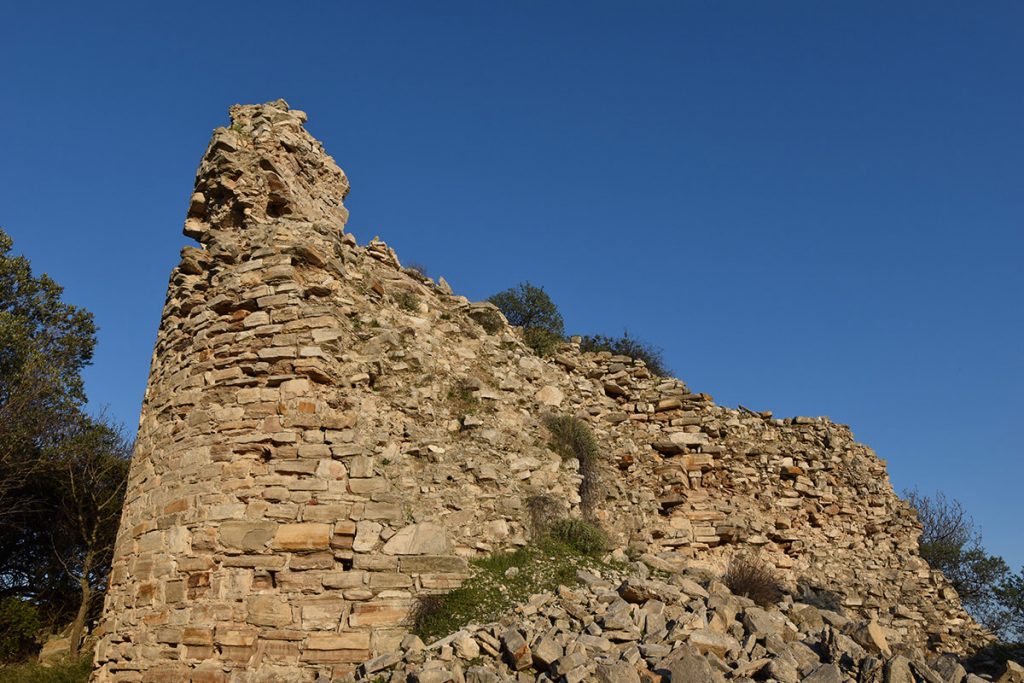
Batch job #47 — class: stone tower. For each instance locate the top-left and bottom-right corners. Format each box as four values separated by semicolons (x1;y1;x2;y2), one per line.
92;101;471;682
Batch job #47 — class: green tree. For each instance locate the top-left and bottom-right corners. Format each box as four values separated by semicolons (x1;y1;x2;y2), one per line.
993;571;1024;643
488;282;564;356
0;227;96;524
906;489;1023;642
0;229;128;660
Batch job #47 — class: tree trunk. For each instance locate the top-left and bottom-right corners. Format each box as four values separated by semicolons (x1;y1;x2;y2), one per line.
68;552;94;657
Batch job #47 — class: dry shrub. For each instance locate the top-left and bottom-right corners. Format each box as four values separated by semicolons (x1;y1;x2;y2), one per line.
542;414;602;519
723;554;784;607
526;494;562;539
446;378;479;414
579;331;670;377
473;309;504;335
406;262;429;278
408;593;447;637
394;290;420;312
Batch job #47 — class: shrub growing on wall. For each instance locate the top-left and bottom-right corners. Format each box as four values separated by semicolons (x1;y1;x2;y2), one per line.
542;414;601;519
488;282;564;356
579;331;669;377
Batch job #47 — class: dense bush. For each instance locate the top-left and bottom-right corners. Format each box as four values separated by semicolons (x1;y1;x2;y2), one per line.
488;282;564;356
579;331;669;377
0;656;92;683
405;262;428;278
542;414;601;519
547;518;609;556
472;308;504;335
723;554;784;607
0;599;41;663
393;290;420;313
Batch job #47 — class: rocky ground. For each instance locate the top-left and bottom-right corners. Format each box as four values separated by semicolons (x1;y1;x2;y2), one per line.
348;560;1022;683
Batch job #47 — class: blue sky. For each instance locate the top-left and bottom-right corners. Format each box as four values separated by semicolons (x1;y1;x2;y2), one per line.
1;2;1021;568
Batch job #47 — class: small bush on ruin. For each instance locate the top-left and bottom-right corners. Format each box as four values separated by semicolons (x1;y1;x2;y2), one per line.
546;518;609;557
526;494;562;540
723;554;785;607
474;309;504;335
579;331;670;377
410;544;599;642
542;414;602;519
406;262;429;278
488;282;564;356
408;593;448;642
543;414;599;464
394;290;420;312
446;378;480;414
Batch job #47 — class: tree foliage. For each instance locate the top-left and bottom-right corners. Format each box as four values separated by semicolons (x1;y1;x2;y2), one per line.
0;228;96;524
488;282;564;356
906;489;1024;642
0;598;41;664
0;229;129;661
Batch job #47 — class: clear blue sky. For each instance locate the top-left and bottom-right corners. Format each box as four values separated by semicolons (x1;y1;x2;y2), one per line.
2;2;1021;568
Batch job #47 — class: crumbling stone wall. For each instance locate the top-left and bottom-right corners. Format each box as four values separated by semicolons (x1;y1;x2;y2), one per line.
92;101;983;683
542;350;987;653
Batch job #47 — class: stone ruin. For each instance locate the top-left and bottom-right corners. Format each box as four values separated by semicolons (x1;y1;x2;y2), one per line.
90;100;989;682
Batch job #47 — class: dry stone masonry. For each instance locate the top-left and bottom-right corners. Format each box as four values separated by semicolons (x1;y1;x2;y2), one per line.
92;101;989;683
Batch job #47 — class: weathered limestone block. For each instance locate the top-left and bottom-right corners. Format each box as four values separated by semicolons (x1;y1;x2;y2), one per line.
219;521;277;552
246;595;293;627
273;523;332;551
382;523;451;555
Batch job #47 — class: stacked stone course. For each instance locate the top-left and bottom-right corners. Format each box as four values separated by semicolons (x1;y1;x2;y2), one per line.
92;101;984;683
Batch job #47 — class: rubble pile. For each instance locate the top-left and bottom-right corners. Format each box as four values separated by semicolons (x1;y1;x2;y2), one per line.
350;564;1011;683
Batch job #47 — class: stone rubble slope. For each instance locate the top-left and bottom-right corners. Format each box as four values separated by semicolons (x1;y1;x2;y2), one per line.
350;563;1016;683
91;100;990;683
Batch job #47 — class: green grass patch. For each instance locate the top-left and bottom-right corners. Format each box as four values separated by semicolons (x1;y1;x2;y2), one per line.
411;538;606;642
0;657;92;683
547;518;609;556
